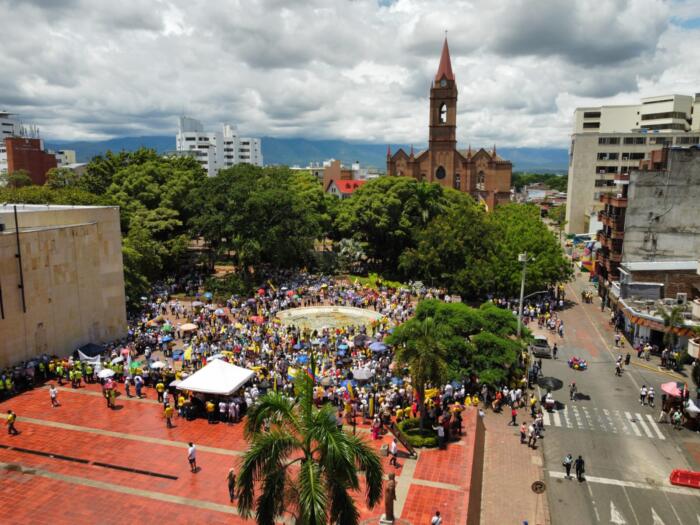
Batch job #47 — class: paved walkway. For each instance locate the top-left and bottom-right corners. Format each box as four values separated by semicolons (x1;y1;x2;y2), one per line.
0;381;482;524
480;410;550;525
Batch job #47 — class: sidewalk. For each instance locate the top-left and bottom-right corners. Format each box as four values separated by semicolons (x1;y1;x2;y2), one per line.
480;410;550;525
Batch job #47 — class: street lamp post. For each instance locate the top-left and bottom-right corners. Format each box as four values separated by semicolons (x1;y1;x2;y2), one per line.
517;252;529;338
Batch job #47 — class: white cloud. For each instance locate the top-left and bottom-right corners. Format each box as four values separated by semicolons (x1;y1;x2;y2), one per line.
0;0;695;147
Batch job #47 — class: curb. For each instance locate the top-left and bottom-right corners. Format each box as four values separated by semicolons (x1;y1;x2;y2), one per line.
631;361;686;381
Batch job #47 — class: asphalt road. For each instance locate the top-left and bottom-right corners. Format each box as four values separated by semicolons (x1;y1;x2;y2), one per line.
537;273;700;525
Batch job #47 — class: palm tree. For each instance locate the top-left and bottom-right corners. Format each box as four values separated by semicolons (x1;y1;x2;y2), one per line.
387;316;449;428
236;374;383;525
655;305;686;350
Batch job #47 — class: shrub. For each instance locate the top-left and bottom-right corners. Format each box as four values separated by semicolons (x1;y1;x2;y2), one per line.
397;418;438;448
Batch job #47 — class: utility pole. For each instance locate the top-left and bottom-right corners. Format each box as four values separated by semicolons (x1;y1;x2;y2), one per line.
517;252;529;337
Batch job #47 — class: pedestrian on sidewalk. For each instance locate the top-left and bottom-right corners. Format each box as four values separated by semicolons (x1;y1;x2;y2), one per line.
431;511;442;525
552;343;558;360
527;423;537;448
520;422;528;444
164;404;174;428
509;406;517;426
389;438;398;466
227;468;236;503
49;385;60;407
563;454;573;479
569;382;577;401
124;376;132;398
574;455;585;482
640;385;648;405
6;410;19;435
188;442;197;473
529;394;537;417
648;387;655;408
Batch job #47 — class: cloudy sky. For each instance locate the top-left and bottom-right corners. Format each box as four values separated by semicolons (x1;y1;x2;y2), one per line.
1;0;698;147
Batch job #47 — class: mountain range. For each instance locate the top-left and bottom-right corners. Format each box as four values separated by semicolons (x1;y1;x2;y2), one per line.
45;136;569;172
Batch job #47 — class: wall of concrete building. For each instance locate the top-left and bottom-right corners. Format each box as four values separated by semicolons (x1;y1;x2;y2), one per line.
0;205;127;366
623;148;700;263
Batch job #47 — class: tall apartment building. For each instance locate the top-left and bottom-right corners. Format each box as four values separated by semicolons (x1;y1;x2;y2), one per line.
175;116;263;177
565;94;700;234
1;111;20;175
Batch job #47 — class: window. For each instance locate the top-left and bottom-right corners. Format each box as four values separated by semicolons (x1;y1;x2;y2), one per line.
629;152;645;160
436;166;446;179
185;137;195;141
439;103;447;124
583;111;601;118
641;111;688;120
635;137;646;144
623;137;635;145
676;136;700;145
650;137;672;145
583;122;600;129
598;137;620;145
608;152;618;160
642;123;687;131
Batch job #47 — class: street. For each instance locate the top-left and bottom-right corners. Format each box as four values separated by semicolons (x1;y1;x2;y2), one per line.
538;272;700;525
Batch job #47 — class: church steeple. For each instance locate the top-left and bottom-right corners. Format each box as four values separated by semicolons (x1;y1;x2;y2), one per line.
435;38;455;82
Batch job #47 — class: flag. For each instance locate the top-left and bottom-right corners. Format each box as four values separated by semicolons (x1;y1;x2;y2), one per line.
347;382;355;399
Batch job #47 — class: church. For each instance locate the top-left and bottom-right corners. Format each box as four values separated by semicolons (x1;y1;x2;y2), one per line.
387;39;512;210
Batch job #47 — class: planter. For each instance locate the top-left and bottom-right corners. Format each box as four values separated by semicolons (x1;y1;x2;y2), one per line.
693;299;700;321
688;338;700;359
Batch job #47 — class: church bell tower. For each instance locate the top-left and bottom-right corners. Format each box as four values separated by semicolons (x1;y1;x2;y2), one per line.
429;38;457;152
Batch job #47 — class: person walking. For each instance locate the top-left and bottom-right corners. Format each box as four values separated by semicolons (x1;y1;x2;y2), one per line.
563;454;573;479
188;442;197;473
431;511;442;525
640;385;648;405
519;421;528;444
574;455;585;482
552;343;558;360
156;381;165;403
164;404;174;428
49;385;60;407
527;422;537;448
569;382;577;401
124;376;132;398
6;410;19;435
509;406;517;426
389;438;398;467
227;468;236;503
648;387;655;408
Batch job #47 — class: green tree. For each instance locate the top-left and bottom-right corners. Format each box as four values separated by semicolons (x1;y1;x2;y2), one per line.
1;169;34;188
486;204;572;297
237;374;383;525
511;172;568;193
655;305;686;350
333;177;448;277
548;205;567;243
45;167;79;189
388;315;450;427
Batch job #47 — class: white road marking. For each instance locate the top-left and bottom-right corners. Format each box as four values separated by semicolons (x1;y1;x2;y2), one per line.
646;414;666;440
552;410;562;427
625;411;643;437
635;413;655;438
615;410;632;435
548;471;700;497
610;500;627;524
586;482;601;522
582;406;595;429
572;405;585;428
542;411;551;426
603;408;618;433
562;405;572;428
651;507;666;525
594;407;609;432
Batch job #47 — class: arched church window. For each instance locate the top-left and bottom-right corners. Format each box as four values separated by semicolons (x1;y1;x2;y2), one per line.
436;166;446;180
439;103;447;124
477;170;485;190
454;174;461;189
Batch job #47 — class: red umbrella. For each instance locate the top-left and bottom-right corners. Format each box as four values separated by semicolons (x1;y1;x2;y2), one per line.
286;290;294;297
661;381;685;398
258;288;265;296
251;315;265;325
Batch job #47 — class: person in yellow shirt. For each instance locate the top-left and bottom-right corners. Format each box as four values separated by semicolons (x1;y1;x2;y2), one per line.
6;410;19;435
156;381;165;403
206;400;216;424
177;394;186;417
164;405;175;428
471;394;479;407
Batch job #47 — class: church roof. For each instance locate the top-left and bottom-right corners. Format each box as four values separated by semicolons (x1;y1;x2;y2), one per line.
328;179;367;194
435;38;455;82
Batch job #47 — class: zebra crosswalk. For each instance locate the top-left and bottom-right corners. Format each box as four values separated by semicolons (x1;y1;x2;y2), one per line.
541;405;667;440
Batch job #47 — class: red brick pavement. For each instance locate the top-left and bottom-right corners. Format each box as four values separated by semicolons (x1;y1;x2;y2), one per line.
0;383;483;525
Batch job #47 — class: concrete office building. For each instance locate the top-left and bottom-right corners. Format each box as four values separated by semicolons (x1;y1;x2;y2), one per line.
175;116;263;177
0;205;127;367
566;94;700;234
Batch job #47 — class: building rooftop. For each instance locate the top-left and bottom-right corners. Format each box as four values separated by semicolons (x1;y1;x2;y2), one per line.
621;261;698;272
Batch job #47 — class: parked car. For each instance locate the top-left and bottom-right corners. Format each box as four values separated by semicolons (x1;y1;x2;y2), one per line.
530;335;552;358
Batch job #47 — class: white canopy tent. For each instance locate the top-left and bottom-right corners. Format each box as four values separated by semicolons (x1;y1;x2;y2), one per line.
176;359;255;396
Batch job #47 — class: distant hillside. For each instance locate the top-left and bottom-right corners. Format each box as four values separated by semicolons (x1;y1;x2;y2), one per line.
45;135;568;172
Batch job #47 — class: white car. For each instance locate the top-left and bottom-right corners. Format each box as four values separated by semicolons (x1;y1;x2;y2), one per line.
530;335;552;358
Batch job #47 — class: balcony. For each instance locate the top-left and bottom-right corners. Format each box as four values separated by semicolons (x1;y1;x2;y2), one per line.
598;212;625;230
614;173;630;184
600;194;627;208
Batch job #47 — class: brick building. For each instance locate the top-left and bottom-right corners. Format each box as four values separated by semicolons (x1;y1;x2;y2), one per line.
4;137;57;185
386;39;512;210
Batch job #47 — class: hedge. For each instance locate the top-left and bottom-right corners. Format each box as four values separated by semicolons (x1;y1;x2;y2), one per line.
397;418;438;448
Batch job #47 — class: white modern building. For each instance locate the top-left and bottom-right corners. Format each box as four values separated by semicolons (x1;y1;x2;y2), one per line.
0;111;20;174
175;116;263;177
565;94;700;234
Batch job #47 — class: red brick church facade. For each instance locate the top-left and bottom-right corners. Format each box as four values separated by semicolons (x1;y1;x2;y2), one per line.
387;39;512;210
